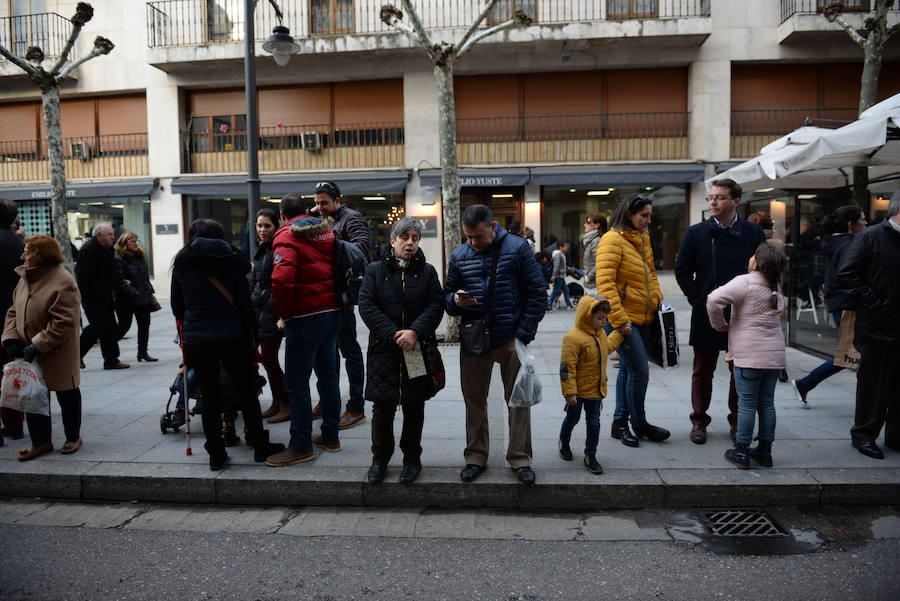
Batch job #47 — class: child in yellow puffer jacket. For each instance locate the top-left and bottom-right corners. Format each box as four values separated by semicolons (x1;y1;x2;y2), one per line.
558;295;623;474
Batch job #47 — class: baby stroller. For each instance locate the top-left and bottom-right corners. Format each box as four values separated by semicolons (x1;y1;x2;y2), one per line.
549;281;586;311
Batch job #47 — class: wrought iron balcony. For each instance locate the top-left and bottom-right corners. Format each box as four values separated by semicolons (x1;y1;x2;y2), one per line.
730;108;856;158
147;0;711;48
0;12;71;64
0;134;149;182
780;0;899;23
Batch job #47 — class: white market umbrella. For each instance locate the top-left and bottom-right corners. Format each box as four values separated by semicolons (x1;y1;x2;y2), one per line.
710;92;900;191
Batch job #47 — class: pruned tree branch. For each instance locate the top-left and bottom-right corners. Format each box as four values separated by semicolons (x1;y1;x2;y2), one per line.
824;2;867;47
51;22;84;74
56;36;114;80
381;2;433;55
455;0;503;57
458;10;533;58
0;43;38;74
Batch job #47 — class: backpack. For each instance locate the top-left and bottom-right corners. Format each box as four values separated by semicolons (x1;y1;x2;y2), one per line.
333;239;366;305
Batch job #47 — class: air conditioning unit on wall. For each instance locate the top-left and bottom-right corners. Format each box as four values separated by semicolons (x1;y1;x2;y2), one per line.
71;141;92;161
301;131;322;151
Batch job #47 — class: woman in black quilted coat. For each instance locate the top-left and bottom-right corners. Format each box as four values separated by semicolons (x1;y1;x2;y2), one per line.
359;217;443;485
114;232;157;362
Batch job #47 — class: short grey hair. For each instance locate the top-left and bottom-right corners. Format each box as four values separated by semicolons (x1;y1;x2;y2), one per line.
390;217;422;240
92;222;113;236
889;191;900;218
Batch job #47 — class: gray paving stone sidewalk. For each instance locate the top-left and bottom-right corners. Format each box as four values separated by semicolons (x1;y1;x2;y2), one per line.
1;273;898;509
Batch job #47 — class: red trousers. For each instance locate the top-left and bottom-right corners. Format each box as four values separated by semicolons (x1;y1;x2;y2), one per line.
690;346;738;430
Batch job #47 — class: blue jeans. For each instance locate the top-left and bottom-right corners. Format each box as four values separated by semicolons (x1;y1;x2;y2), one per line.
606;323;650;427
733;367;779;446
559;398;602;456
796;311;844;396
284;311;341;451
547;278;572;309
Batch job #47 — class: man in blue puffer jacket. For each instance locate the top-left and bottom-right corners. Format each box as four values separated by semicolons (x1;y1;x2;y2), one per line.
444;204;546;485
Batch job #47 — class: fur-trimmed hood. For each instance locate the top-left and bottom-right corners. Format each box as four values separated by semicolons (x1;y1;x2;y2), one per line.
288;216;333;238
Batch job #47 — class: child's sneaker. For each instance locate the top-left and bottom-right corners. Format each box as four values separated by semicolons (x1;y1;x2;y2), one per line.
749;440;773;467
724;443;751;469
558;439;573;461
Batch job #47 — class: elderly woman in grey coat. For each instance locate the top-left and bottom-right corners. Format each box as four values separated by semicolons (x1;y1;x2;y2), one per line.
582;214;607;294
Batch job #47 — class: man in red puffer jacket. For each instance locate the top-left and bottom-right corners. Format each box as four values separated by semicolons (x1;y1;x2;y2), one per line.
266;193;342;466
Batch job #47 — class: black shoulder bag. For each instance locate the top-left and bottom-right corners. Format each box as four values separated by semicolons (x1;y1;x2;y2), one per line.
460;242;501;357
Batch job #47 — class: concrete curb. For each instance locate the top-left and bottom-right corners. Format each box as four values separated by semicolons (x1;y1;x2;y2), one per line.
3;460;899;509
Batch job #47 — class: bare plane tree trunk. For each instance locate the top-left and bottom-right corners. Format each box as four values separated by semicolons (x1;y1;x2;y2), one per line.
826;0;899;207
0;3;113;267
381;1;532;340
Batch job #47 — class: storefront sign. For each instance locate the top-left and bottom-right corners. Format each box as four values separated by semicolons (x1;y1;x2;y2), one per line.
416;216;437;238
29;190;76;198
459;177;504;187
155;224;179;235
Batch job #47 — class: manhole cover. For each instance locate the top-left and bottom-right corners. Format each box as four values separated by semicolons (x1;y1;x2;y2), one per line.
704;510;786;538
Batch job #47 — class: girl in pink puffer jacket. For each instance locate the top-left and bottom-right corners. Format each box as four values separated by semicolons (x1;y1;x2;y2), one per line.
707;243;787;469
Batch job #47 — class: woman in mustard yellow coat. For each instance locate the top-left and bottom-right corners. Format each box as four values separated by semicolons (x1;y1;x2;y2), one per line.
595;194;670;447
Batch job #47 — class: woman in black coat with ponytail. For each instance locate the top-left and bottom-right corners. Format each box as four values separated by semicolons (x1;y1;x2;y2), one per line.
358;217;444;484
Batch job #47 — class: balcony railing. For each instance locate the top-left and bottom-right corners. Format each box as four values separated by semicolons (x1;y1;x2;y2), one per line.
779;1;899;23
730;108;856;158
0;134;149;181
181;121;404;173
0;12;71;62
147;0;711;48
456;112;690;164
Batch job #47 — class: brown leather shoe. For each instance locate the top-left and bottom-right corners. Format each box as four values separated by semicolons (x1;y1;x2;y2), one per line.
267;401;292;424
312;434;341;452
690;425;707;445
261;400;279;419
311;402;322;420
265;448;315;467
104;362;130;370
18;442;53;461
338;411;366;430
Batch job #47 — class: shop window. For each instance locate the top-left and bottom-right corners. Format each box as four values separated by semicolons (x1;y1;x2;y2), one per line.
608;0;658;19
310;0;353;34
488;0;538;25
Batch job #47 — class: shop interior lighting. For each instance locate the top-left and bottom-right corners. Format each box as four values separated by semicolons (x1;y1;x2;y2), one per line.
569;188;577;193
755;188;775;193
110;204;124;209
798;194;818;199
491;193;514;198
86;202;105;206
587;190;612;196
268;198;281;203
363;196;386;201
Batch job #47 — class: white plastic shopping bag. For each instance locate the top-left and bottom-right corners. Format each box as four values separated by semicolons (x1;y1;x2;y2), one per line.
0;359;50;415
509;339;542;408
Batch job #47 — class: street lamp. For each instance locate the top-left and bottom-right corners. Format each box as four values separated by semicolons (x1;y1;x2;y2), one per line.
245;0;299;254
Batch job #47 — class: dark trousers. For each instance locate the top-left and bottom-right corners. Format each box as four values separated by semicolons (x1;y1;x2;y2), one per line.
851;343;900;445
371;396;426;466
559;398;602;457
0;346;24;435
184;341;264;454
260;337;287;403
116;307;151;354
337;306;365;414
25;388;82;446
80;304;120;365
690;346;738;429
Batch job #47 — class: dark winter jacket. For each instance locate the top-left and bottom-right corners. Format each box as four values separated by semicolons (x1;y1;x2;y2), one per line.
0;225;24;318
821;232;856;314
444;226;547;348
170;237;257;346
331;204;370;259
75;237;117;310
271;216;339;319
835;220;900;346
114;252;154;309
359;247;443;404
251;238;280;339
675;217;766;349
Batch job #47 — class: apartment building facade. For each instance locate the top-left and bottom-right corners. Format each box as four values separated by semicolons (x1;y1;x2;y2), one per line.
2;2;899;344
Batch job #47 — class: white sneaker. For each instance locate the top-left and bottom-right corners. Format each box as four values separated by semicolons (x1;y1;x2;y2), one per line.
790;379;808;406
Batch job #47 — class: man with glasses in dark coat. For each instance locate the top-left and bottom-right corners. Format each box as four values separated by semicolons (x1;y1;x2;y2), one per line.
309;181;370;430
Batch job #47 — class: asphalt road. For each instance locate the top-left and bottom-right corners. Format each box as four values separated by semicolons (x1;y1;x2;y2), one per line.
2;503;899;601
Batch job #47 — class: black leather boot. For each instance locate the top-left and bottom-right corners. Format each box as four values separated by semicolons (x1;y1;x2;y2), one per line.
137;351;158;362
204;441;228;471
749;440;773;467
611;418;639;447
248;430;286;463
633;423;671;443
367;463;387;483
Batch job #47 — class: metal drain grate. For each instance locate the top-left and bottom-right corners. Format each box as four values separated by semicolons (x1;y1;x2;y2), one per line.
704;510;787;538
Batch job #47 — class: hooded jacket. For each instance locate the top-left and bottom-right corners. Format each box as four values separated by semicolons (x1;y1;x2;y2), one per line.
559;295;623;399
271;216;339;319
595;228;663;328
443;226;547;347
358;246;443;404
170;237;256;346
250;238;280;339
835;220;900;346
330;203;370;258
